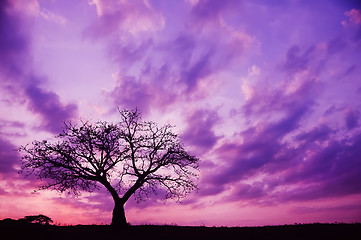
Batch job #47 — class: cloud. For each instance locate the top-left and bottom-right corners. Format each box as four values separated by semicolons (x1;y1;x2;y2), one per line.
0;119;24;135
25;84;78;133
189;0;242;25
342;8;361;44
110;37;153;70
243;72;317;118
7;0;40;17
295;124;333;142
196;38;361;205
230;182;268;201
282;45;315;74
0;136;19;175
0;0;77;133
0;0;31;79
181;109;221;153
39;9;67;26
344;108;359;130
1;0;361;226
87;0;164;37
344;9;361;25
9;0;67;25
280;133;361;202
101;1;360;208
199;103;361;203
208;122;291;186
87;0;257;114
198;183;225;197
327;37;347;54
107;73;153;112
201;118;361;204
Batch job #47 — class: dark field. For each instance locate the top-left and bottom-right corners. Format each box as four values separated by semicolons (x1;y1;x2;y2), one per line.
1;222;360;240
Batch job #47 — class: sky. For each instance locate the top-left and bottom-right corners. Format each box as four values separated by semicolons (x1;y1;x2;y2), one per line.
0;0;361;227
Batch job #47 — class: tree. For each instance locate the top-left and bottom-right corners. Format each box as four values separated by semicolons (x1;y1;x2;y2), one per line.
19;215;53;225
20;109;199;227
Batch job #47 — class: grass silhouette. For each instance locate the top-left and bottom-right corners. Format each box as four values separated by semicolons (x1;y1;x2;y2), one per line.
1;220;360;240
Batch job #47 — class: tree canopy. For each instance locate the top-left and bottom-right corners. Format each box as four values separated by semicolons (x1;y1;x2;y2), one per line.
20;108;199;227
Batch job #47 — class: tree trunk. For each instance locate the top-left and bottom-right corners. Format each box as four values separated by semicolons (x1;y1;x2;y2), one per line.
111;199;128;228
99;178;128;228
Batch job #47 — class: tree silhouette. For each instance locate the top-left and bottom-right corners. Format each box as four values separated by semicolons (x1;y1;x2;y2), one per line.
20;109;199;227
20;215;53;225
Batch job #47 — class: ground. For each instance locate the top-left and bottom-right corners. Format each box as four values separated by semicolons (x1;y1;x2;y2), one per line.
0;221;360;240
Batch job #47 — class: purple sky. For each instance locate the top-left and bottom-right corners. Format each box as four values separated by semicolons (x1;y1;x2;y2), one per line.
1;0;361;226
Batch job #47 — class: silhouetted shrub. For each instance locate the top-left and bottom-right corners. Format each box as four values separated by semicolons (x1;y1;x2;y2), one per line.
0;218;17;224
19;214;53;225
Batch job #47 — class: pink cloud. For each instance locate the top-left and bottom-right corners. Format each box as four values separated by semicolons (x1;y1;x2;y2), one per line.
87;0;164;37
344;9;361;25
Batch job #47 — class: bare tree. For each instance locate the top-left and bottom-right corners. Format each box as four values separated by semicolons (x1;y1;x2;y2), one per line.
20;109;199;227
